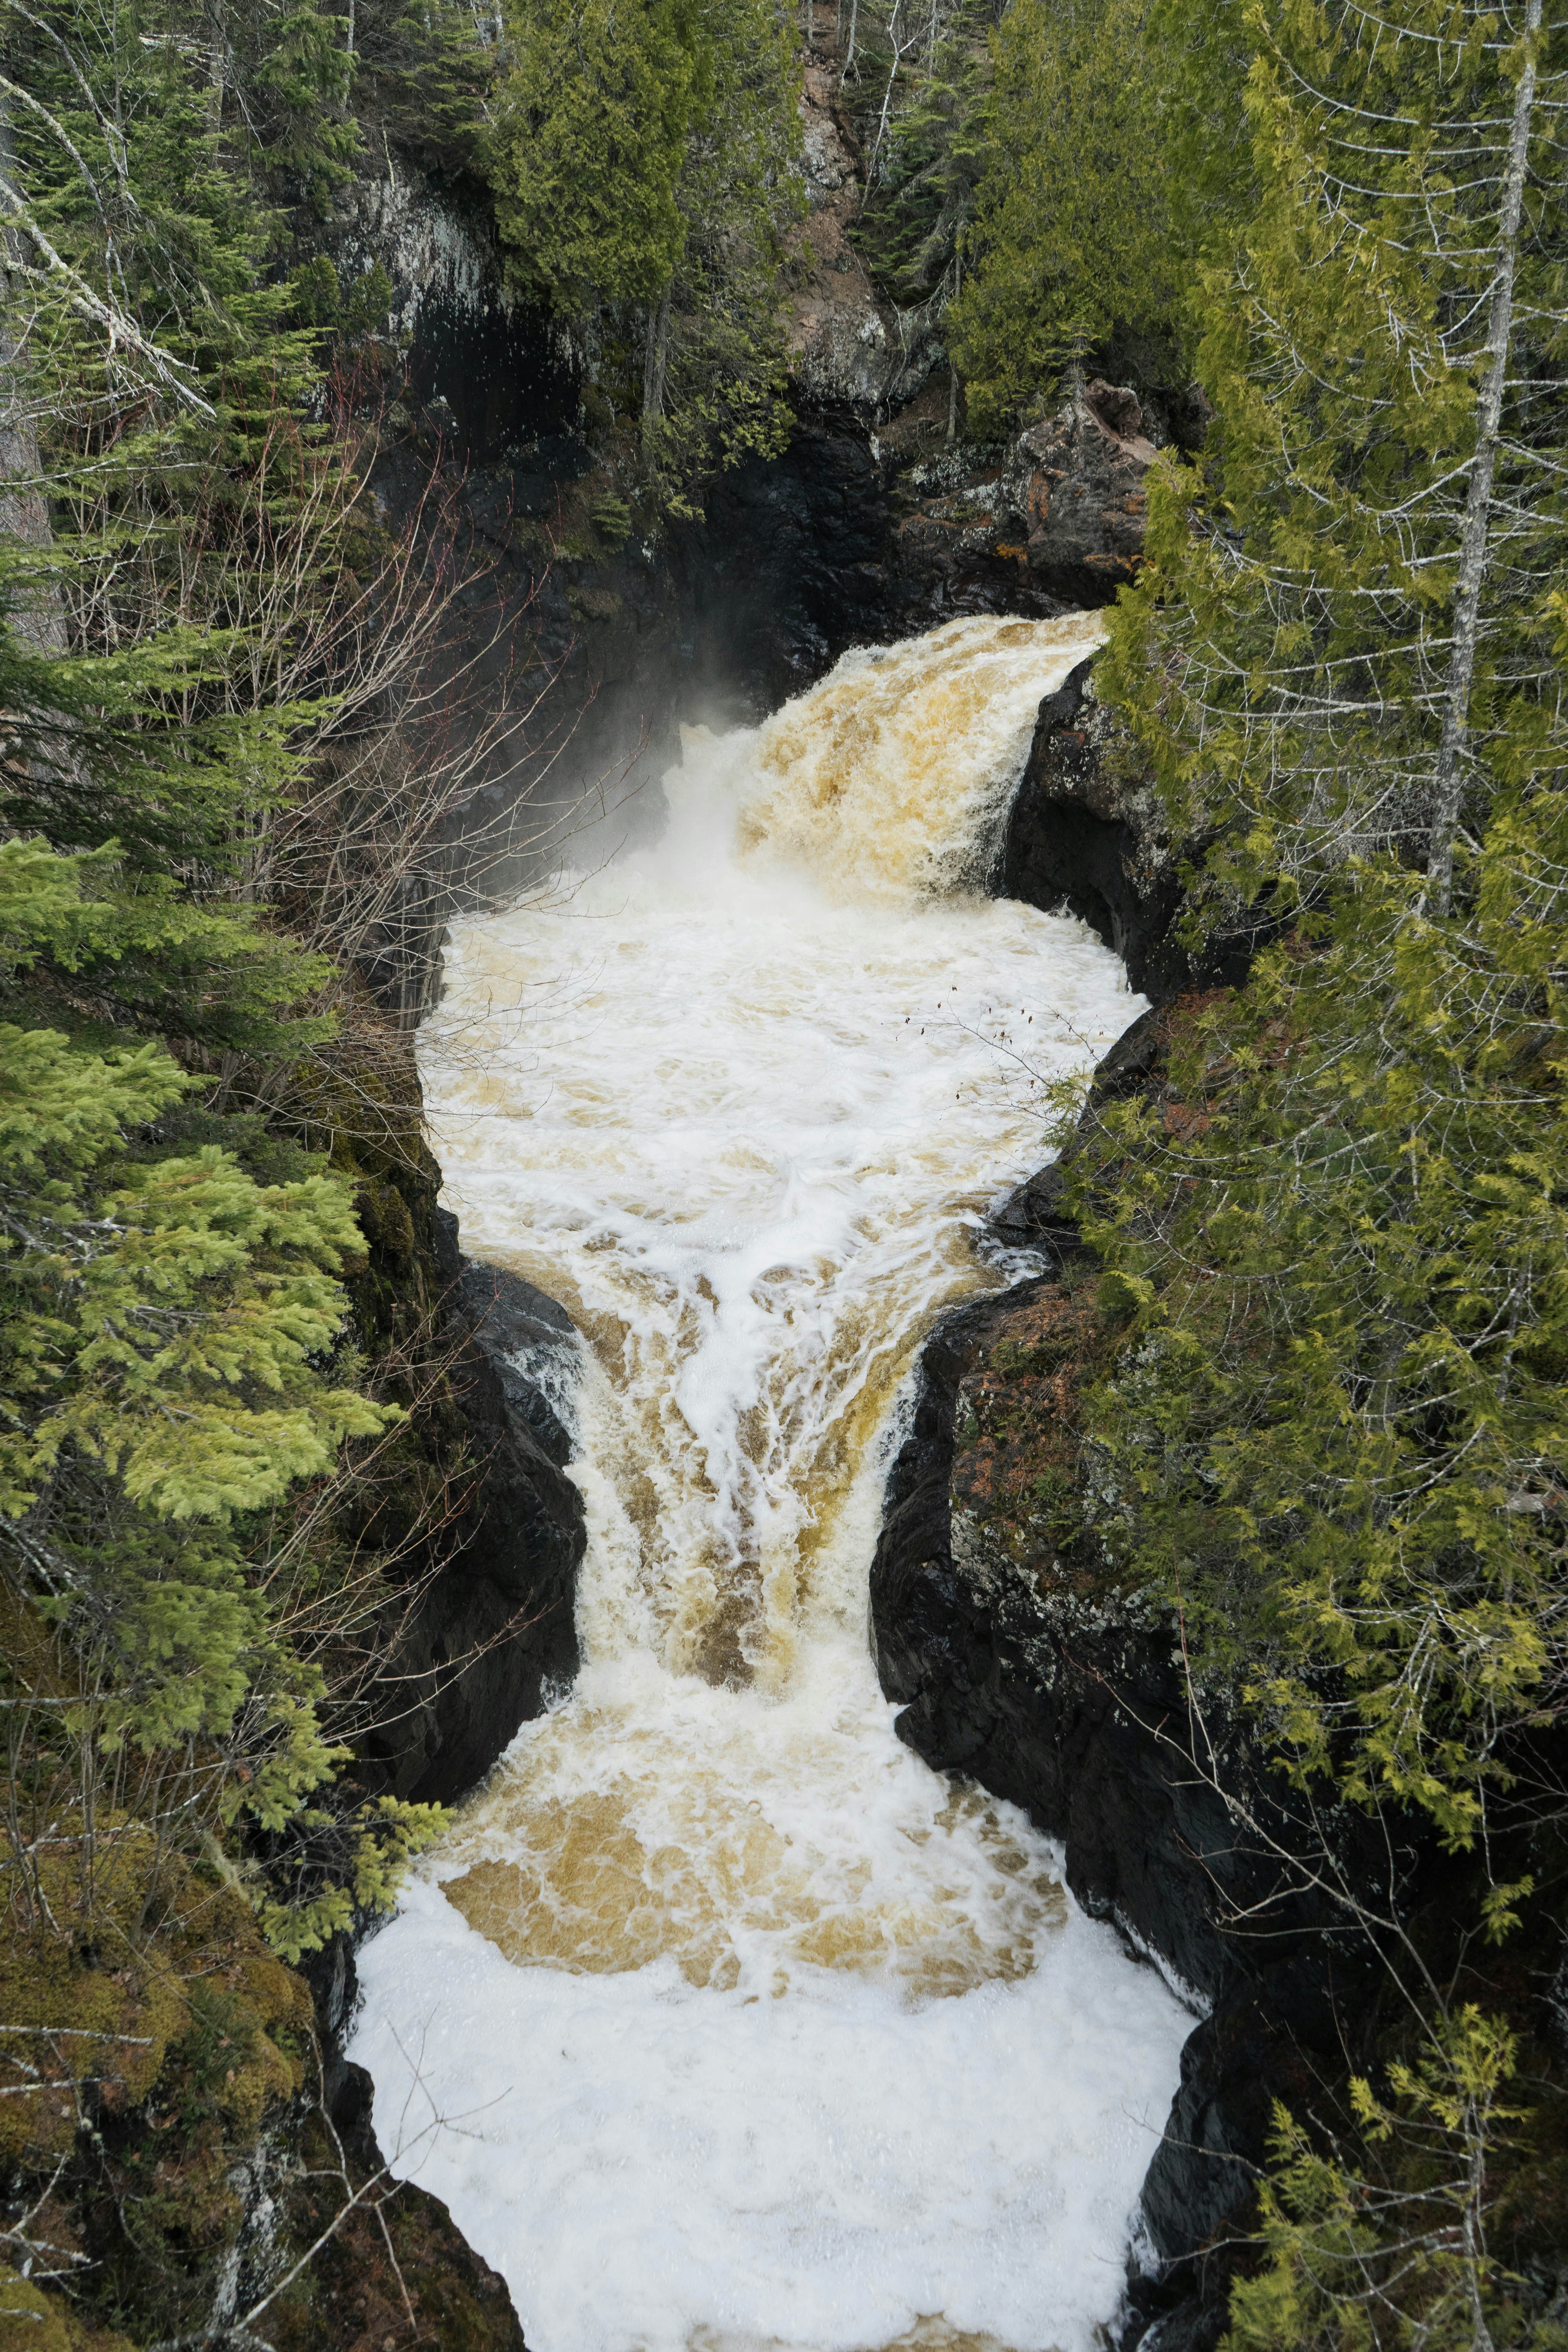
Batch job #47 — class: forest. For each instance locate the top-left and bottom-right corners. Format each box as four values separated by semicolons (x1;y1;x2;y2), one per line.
0;0;1563;2344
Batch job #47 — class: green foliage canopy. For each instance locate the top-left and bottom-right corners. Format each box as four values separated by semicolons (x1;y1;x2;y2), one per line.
486;0;702;308
1071;0;1568;1846
946;0;1176;432
484;0;802;502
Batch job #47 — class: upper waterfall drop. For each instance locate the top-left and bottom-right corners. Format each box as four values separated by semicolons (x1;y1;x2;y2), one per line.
736;615;1107;899
351;613;1186;2352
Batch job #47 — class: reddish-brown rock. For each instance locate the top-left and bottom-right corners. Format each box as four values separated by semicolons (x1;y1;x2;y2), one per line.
1020;378;1160;604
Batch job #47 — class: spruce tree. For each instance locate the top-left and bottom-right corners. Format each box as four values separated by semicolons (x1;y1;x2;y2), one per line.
484;0;699;312
484;0;800;499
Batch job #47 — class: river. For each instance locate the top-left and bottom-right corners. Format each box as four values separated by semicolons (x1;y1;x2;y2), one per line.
350;613;1188;2352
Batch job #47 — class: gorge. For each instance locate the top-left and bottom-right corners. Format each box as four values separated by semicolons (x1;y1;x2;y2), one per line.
5;2;1564;2345
350;615;1192;2352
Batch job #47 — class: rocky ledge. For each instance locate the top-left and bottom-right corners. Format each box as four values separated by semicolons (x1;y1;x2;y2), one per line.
997;640;1263;1007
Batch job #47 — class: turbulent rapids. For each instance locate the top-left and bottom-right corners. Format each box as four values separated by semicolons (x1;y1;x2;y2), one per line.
351;615;1188;2352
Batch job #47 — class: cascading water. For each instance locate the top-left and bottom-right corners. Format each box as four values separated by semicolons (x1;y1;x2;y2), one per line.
351;615;1189;2352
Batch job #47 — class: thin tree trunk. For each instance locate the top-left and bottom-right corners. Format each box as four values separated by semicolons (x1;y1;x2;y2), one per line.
205;0;227;128
347;0;356;56
0;93;64;651
1425;0;1541;917
946;252;960;442
863;0;905;198
641;286;672;462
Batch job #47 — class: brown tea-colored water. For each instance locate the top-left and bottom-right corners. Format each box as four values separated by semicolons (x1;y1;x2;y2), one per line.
350;615;1189;2352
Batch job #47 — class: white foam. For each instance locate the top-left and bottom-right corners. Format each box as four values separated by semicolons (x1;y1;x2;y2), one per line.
351;615;1187;2352
355;1857;1183;2352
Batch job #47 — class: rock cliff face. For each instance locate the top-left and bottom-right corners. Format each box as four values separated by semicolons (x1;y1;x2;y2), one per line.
1000;655;1181;999
999;643;1267;1005
869;1029;1426;2344
1019;379;1160;606
361;1216;586;1809
315;148;1191;818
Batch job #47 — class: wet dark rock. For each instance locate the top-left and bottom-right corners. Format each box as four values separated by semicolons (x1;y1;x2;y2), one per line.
457;1255;580;1470
990;1010;1163;1255
1000;654;1182;998
871;374;1206;635
871;1015;1428;2344
1000;660;1258;1003
691;399;901;710
363;1211;584;1809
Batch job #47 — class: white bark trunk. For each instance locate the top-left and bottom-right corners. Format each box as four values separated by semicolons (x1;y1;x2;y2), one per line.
1425;0;1541;916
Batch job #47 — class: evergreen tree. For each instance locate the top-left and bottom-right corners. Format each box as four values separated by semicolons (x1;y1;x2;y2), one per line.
0;0;452;1969
1224;2012;1554;2352
485;0;700;312
1101;0;1566;924
485;0;800;499
945;0;1176;432
1063;0;1568;1843
254;0;361;215
641;0;802;500
843;0;993;310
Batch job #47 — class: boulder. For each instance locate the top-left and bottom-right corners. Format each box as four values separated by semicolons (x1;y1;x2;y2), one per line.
1021;378;1158;605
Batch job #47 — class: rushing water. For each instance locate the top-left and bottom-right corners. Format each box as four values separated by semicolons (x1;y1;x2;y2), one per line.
351;615;1189;2352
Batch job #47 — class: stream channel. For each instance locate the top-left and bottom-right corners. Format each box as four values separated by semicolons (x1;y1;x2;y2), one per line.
350;613;1190;2352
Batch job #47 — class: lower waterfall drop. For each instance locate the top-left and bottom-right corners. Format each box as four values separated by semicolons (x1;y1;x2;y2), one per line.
351;614;1189;2352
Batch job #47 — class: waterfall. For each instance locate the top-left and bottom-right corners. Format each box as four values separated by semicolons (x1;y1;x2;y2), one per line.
350;614;1187;2352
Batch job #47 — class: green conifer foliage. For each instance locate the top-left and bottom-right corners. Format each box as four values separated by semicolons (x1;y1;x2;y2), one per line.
1100;0;1566;921
351;0;497;171
1223;2011;1555;2352
255;0;361;216
1054;830;1568;1844
1069;0;1568;1843
485;0;700;309
945;0;1176;432
0;0;457;1973
485;0;800;502
844;0;993;310
641;0;802;504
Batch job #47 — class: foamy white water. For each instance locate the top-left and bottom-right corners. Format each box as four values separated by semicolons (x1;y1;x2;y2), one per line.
352;615;1187;2352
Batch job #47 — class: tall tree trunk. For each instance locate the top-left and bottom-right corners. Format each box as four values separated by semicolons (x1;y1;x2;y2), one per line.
205;0;227;128
945;253;960;443
641;287;672;462
1425;0;1541;917
0;93;64;652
